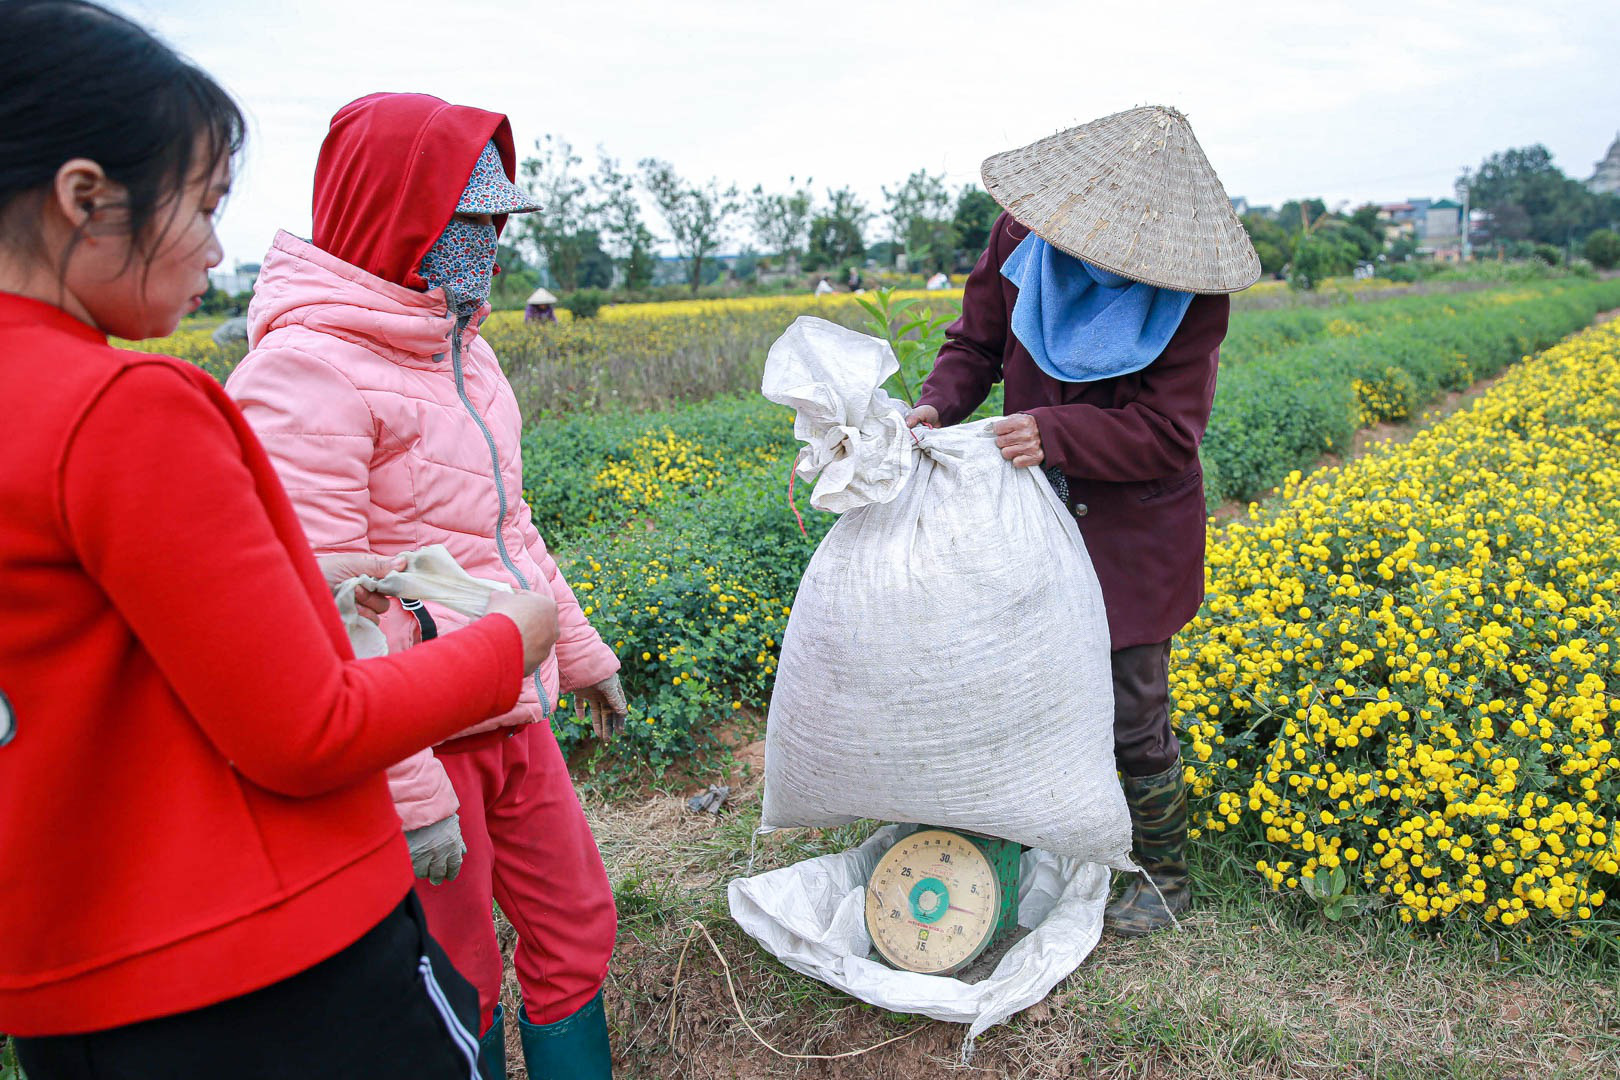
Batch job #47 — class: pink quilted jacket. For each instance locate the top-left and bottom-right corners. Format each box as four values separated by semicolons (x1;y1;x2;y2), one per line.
227;230;619;827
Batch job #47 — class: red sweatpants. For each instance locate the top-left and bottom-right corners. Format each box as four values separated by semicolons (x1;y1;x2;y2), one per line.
414;723;616;1031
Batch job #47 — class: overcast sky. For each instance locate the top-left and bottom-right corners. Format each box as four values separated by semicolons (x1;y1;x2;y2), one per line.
113;0;1620;267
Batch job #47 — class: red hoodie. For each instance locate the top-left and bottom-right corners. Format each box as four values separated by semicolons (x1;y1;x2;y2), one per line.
313;92;519;290
0;288;526;1035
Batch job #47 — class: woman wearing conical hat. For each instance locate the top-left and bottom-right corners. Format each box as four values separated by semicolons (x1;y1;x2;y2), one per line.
907;106;1259;936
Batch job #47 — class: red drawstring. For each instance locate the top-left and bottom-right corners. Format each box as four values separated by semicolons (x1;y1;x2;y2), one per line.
787;459;809;539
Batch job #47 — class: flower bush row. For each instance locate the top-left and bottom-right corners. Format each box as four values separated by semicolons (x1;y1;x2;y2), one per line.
1177;319;1620;929
1200;279;1620;504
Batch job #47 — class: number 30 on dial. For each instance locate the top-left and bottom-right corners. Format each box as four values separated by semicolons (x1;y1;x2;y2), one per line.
864;829;1000;976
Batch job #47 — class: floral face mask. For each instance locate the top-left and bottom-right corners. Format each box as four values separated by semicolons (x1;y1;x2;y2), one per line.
418;218;498;313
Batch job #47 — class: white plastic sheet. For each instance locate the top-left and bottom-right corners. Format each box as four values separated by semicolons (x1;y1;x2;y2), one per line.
728;826;1110;1042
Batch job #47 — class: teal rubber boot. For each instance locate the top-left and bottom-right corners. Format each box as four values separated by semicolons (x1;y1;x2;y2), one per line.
478;1002;506;1080
518;989;612;1079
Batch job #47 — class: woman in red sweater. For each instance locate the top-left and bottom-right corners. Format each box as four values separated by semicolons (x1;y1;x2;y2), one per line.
0;3;560;1076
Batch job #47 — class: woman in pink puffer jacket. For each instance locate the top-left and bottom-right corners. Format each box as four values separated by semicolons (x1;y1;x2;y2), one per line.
227;93;619;1079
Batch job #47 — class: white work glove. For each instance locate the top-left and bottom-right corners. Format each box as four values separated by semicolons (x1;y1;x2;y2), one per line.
405;813;465;886
316;552;405;622
573;674;629;740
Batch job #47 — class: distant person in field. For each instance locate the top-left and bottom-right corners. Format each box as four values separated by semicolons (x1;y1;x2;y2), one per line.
525;285;559;323
0;3;563;1077
815;274;835;295
906;106;1261;936
226;94;624;1079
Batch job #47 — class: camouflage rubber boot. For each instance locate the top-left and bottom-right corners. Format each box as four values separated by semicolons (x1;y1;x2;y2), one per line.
1105;758;1191;936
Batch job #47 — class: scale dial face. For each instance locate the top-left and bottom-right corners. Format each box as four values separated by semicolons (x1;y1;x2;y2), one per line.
865;829;1001;975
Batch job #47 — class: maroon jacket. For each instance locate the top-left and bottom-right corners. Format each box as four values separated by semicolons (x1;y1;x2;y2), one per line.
916;213;1230;650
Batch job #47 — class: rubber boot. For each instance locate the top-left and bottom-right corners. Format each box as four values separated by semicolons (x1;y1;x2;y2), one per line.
1105;758;1191;936
518;988;612;1080
478;1002;506;1080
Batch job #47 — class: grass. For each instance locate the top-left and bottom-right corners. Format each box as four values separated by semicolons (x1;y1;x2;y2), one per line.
565;777;1620;1080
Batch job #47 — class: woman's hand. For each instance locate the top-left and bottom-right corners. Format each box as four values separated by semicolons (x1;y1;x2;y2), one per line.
993;413;1045;468
316;552;405;619
404;813;465;886
905;404;940;429
485;590;560;674
573;674;629;740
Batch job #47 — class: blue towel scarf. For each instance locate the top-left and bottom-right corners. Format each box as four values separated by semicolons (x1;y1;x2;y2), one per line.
1000;232;1194;384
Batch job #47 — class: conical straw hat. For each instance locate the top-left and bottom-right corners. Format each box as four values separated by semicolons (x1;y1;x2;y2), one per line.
981;106;1260;294
527;286;558;305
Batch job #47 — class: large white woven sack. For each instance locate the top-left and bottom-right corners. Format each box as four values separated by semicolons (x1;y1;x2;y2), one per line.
759;317;1133;868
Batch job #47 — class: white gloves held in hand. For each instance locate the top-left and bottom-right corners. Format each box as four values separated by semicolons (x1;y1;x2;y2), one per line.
405;813;465;885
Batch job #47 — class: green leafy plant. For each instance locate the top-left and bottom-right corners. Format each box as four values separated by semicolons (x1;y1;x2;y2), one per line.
563;287;610;320
854;287;958;407
1299;865;1374;921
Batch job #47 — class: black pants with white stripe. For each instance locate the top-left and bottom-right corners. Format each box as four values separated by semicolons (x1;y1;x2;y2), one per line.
15;893;481;1080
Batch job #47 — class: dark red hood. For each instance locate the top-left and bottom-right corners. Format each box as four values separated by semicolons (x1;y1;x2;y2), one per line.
312;92;519;291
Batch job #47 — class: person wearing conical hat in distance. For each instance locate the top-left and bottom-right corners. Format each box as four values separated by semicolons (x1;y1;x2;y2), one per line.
906;106;1261;936
227;94;625;1077
525;285;558;324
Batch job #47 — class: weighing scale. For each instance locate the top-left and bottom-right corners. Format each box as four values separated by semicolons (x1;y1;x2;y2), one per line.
863;828;1025;976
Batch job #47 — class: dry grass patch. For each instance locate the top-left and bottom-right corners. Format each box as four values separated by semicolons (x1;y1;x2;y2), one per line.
488;776;1619;1079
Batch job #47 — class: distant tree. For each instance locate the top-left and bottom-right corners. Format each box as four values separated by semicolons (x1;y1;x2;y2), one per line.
1387;233;1419;262
1276;198;1329;236
574;229;615;288
1483;203;1533;246
699;255;728;286
1241;212;1291;277
1530;242;1563;267
882;169;955;271
197;281;233;315
1288;232;1358;290
488;241;540;309
593;151;657;291
732;247;761;283
1336;222;1384;263
952;185;1000;264
748;178;814;268
639;158;741;293
513;135;599;291
1584;228;1620;270
1463;144;1620;248
807;186;870;270
1348;203;1383;237
1346;203;1387;260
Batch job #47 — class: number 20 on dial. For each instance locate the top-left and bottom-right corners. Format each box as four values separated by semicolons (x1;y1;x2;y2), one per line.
864;829;1001;975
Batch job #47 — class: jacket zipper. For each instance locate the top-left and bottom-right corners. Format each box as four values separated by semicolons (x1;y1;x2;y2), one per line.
449;305;551;720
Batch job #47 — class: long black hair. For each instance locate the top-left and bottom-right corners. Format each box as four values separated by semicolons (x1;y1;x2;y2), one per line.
0;0;245;267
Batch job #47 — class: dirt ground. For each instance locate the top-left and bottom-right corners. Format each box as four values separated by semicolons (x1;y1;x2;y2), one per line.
487;771;1620;1080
